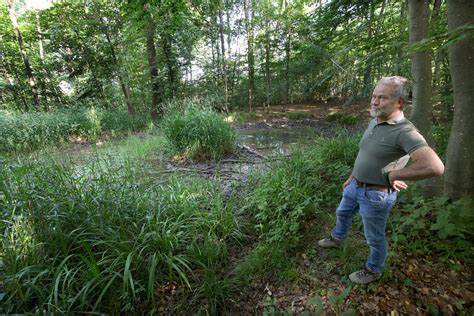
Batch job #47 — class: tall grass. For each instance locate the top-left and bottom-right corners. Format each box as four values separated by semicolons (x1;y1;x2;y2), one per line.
0;157;241;313
0;108;152;153
161;109;236;160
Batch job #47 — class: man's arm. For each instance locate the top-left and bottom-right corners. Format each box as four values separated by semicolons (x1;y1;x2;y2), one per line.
388;146;444;184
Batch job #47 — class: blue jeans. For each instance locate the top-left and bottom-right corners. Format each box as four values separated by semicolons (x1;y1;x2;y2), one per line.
331;178;397;273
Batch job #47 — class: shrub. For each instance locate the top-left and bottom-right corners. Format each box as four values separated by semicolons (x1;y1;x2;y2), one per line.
161;109;236;160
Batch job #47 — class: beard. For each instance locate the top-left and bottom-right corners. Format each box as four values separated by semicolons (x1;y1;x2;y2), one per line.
370;107;382;118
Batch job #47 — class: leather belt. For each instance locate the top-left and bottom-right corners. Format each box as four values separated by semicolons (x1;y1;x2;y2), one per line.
355;179;389;192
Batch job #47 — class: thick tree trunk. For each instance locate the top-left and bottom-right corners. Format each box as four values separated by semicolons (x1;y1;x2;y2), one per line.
244;0;255;112
444;0;474;201
146;14;162;120
219;6;229;113
408;0;434;145
409;0;440;196
6;0;40;109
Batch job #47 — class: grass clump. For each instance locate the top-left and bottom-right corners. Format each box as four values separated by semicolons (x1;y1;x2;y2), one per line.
0;157;241;313
161;109;236;161
241;134;359;276
326;111;359;125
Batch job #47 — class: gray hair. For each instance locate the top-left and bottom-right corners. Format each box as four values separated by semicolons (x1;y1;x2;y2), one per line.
378;76;409;102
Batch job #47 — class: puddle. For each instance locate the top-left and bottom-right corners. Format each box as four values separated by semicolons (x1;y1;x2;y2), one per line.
237;126;319;156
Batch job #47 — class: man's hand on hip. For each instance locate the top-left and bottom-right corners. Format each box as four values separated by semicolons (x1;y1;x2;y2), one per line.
389;177;408;192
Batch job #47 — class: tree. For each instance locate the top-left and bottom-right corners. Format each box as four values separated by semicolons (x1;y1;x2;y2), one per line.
408;0;441;196
145;4;162;120
5;0;40;109
444;0;474;201
244;0;255;111
96;8;135;114
408;0;434;145
218;1;229;113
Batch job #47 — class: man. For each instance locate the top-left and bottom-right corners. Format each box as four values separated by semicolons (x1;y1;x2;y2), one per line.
318;76;444;284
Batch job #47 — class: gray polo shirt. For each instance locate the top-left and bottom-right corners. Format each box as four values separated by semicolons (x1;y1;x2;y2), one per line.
352;112;428;187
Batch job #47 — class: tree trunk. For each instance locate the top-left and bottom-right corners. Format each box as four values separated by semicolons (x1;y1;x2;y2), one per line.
36;13;44;60
396;1;408;75
225;0;231;59
363;2;375;98
6;0;40;109
145;13;162;120
444;0;474;201
265;16;271;111
219;5;229;113
161;34;178;99
409;0;434;144
100;17;135;114
409;0;440;196
244;0;255;112
430;0;442;95
283;0;291;110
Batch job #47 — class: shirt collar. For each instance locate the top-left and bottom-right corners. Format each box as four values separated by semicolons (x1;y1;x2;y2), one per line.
377;112;405;125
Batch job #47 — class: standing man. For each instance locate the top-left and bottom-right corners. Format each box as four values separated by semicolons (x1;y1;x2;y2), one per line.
318;76;444;284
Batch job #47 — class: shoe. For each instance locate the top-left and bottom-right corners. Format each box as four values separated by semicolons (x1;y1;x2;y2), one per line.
349;267;382;284
318;235;341;248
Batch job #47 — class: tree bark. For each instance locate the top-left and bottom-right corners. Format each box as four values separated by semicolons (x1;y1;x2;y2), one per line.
145;12;162;120
444;0;474;201
283;0;291;110
408;0;434;145
409;0;440;196
6;0;40;109
161;34;178;99
363;2;375;98
244;0;255;112
219;5;229;113
265;16;271;111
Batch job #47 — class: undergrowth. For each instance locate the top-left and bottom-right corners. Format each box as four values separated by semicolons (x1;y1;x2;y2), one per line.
390;195;473;262
239;133;360;277
0;157;242;313
0;108;152;153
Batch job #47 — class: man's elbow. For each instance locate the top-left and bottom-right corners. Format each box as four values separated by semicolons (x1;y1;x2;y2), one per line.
430;161;445;177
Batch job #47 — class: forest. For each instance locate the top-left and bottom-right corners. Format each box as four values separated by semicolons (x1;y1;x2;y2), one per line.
1;0;473;314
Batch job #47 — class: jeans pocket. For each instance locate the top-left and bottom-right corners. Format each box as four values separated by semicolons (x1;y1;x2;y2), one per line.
364;189;387;204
